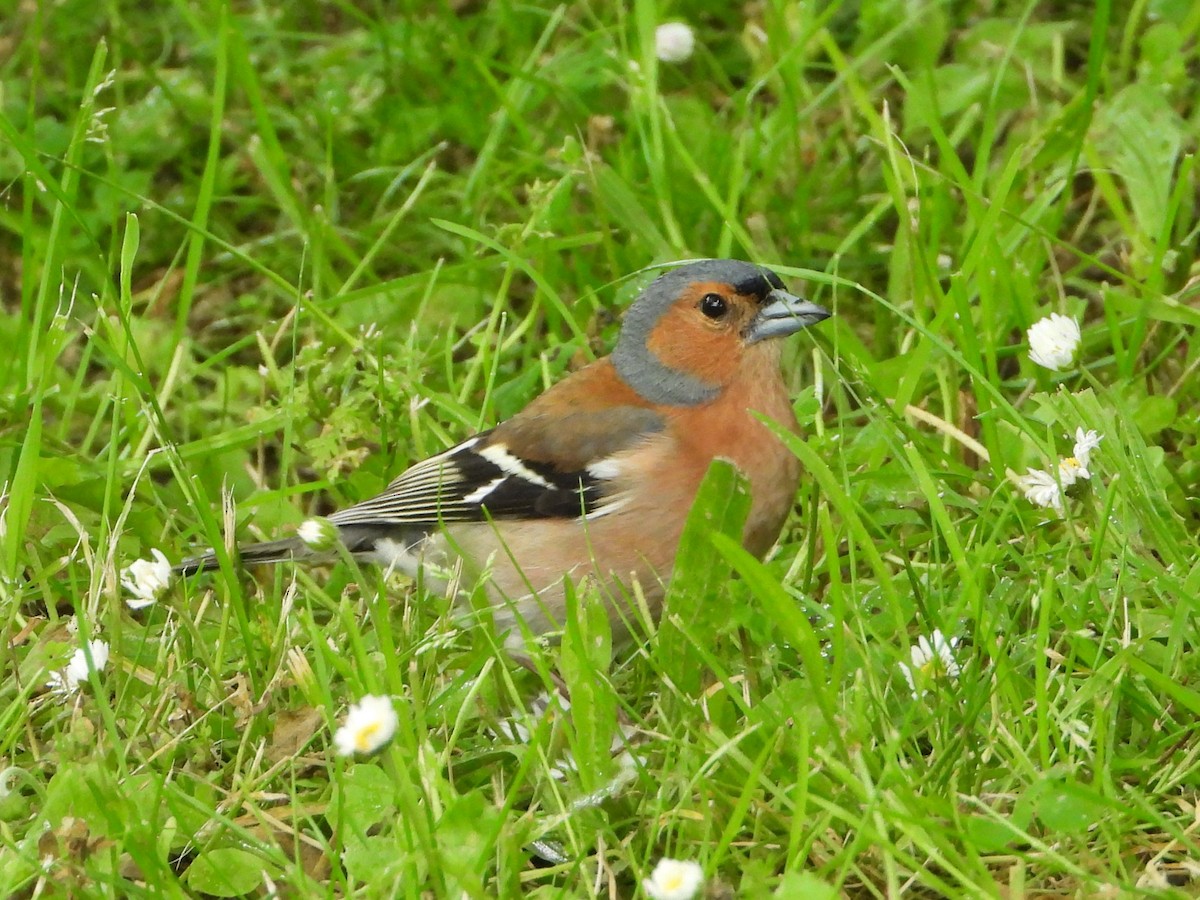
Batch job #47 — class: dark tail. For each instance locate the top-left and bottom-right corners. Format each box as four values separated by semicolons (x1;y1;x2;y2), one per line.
174;537;312;577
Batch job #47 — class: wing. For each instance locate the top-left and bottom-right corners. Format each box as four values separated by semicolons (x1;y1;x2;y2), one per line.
327;406;665;529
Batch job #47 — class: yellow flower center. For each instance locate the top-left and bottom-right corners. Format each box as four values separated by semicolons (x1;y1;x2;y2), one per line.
355;722;381;751
919;660;938;677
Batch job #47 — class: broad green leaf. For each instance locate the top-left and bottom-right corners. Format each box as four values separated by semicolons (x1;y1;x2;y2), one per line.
343;832;406;885
963;814;1019;854
184;848;265;897
335;764;396;830
1030;779;1110;836
437;791;502;895
775;871;838;899
1090;84;1186;250
1131;395;1178;437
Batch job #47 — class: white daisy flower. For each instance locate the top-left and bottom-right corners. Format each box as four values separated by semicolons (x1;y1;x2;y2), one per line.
654;23;695;63
1058;430;1102;486
47;639;110;696
1057;455;1089;487
1016;468;1064;511
898;629;960;697
1072;428;1102;468
1027;313;1081;371
643;858;704;900
1019;429;1102;506
120;549;173;610
298;517;338;551
333;694;398;757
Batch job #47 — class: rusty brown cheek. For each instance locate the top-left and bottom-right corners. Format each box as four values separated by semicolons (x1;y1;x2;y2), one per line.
644;304;743;388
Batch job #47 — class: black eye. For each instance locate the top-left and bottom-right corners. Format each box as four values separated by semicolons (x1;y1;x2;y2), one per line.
699;293;728;319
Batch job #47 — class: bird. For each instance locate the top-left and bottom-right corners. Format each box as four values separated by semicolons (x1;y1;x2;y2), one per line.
177;259;830;641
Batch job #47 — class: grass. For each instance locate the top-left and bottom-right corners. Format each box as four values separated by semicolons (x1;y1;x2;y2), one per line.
2;0;1199;896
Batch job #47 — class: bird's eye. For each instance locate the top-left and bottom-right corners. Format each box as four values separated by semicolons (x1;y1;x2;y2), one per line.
699;293;728;319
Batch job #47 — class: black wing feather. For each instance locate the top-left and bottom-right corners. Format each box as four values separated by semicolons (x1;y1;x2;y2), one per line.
327;431;614;529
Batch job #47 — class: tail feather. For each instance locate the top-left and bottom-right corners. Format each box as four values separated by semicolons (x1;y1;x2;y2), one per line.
174;537;312;577
174;525;428;577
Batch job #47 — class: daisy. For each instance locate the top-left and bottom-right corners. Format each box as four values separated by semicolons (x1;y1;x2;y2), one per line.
1057;456;1089;487
643;858;704;900
298;517;338;551
898;629;960;697
46;639;110;696
1016;468;1064;511
654;23;695;63
1072;428;1102;468
1027;313;1081;371
333;695;398;757
120;549;172;610
1059;428;1103;486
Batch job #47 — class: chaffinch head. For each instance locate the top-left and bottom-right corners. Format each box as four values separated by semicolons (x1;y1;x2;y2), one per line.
179;259;830;640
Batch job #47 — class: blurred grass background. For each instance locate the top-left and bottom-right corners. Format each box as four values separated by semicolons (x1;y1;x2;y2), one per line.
1;0;1198;895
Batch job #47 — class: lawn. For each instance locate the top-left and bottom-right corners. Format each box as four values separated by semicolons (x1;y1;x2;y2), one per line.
2;0;1199;896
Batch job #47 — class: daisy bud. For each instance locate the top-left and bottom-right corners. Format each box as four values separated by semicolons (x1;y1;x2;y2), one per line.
298;517;339;551
121;549;173;610
1027;313;1081;371
654;23;695;63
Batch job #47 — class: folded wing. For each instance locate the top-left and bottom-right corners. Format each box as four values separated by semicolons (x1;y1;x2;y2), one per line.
328;406;665;529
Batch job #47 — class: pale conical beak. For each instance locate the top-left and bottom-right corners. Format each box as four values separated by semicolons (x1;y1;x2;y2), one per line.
746;290;831;343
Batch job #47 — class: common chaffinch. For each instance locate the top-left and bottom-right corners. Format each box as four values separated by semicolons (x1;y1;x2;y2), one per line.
179;259;830;640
